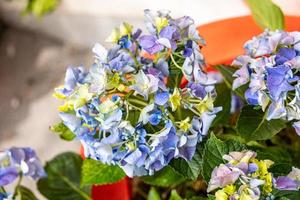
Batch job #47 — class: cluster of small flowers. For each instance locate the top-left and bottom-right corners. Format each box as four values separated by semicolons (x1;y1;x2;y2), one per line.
232;30;300;135
207;150;274;200
207;150;300;200
53;10;220;177
0;147;46;191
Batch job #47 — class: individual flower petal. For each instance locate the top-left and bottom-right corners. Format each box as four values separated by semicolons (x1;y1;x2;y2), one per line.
92;43;108;62
139;35;164;54
177;133;198;160
169;88;181;111
207;164;241;192
275;48;297;65
223;150;257;166
275;176;299;190
130;70;159;99
266;98;287;120
266;65;295;101
232;56;251;90
154;92;169;106
0;167;19;186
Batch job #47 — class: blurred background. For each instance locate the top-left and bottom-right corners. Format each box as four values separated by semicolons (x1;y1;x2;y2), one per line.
0;0;299;197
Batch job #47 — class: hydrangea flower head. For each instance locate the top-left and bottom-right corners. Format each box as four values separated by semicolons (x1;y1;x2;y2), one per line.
232;30;300;135
208;150;274;200
0;147;45;187
54;10;221;177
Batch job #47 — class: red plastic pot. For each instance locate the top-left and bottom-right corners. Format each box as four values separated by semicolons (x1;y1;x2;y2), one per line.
81;15;300;200
80;146;131;200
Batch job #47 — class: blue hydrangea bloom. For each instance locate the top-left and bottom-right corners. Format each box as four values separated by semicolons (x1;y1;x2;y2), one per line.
0;147;46;187
54;10;220;177
232;30;300;135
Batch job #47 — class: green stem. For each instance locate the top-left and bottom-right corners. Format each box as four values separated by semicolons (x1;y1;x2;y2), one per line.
124;49;140;69
170;53;182;70
0;186;6;193
127;98;148;107
12;174;23;199
167;110;176;122
188;106;202;117
127;102;142;111
188;98;202;103
125;102;130;120
173;52;184;58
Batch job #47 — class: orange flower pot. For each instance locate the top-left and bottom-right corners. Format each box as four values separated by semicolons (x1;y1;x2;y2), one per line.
81;15;300;200
198;15;300;66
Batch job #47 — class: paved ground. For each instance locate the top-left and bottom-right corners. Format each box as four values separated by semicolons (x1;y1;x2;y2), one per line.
0;23;92;197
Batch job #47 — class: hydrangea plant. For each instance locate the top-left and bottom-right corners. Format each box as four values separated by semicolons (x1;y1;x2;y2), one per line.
52;9;221;177
1;1;300;199
39;6;300;200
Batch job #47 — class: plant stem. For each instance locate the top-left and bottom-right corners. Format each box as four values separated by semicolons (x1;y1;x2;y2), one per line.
127;101;142;111
0;186;6;193
125;102;129;120
124;49;141;69
170;53;182;70
167;110;176;122
127;98;148;107
12;174;23;199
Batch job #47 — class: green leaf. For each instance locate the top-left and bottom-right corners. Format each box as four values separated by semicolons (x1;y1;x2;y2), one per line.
141;166;186;187
246;0;285;31
202;133;246;182
37;152;91;200
147;187;161;200
236;106;286;141
50;122;76;141
169;190;183;200
273;189;300;200
24;0;60;17
256;147;293;176
17;185;38;200
170;141;205;180
81;159;125;186
214;65;247;100
212;83;232;126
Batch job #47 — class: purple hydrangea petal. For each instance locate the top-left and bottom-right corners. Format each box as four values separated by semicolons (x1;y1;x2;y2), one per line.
275;176;299;190
245;89;259;105
139;35;164;54
267;98;287;120
0;167;19;186
266;65;295;101
207;164;240;192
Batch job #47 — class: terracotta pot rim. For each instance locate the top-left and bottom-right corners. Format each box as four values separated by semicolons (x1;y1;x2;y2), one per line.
197;15;300;66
